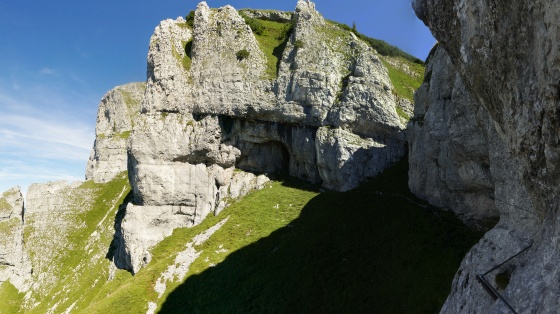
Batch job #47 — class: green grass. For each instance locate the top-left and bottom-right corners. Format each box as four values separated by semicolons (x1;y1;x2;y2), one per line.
181;40;192;71
172;40;192;72
247;18;292;79
0;197;10;212
119;89;139;109
0;282;24;314
20;173;131;314
382;58;424;102
0;189;18;213
156;160;485;313
113;130;131;140
1;161;486;313
0;218;19;242
396;106;410;121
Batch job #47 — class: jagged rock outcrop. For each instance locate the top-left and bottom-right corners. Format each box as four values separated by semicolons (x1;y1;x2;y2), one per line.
117;0;407;272
412;1;560;312
0;187;31;292
86;82;145;183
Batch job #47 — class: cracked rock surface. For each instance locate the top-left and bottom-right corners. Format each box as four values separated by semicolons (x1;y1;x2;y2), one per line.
412;1;560;312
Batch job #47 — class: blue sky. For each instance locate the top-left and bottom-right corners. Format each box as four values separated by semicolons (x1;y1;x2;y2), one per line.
0;0;435;195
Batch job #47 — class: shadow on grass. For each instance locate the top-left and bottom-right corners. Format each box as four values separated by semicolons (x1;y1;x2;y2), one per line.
159;160;487;313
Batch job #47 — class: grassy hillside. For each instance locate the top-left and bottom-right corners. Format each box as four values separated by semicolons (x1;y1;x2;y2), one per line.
1;159;485;313
0;160;484;313
157;160;484;313
18;174;131;313
382;56;425;102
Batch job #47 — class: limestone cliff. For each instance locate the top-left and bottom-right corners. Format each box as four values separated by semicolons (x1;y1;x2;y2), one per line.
412;0;560;312
86;82;145;183
119;0;407;273
0;187;31;293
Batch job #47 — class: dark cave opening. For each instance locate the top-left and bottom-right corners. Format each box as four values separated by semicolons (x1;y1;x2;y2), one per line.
236;141;291;175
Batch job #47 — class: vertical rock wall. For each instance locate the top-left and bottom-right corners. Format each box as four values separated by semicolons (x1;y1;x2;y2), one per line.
412;1;560;312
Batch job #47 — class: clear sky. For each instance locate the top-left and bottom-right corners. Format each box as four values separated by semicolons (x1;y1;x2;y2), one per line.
0;0;435;195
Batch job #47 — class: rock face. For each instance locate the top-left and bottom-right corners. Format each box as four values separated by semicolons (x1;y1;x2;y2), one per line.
412;1;560;312
86;82;145;183
0;187;31;292
2;174;132;312
409;45;499;222
117;0;407;272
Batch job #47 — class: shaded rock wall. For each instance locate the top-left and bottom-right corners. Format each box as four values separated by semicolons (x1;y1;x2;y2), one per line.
409;46;497;221
412;0;560;312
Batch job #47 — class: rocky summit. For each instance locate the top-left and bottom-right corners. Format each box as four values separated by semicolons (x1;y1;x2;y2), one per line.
116;0;408;273
86;82;145;184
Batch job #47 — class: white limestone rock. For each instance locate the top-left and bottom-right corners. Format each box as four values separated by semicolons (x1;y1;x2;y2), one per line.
0;187;31;292
408;46;498;221
238;9;293;23
86;82;145;183
119;0;408;272
316;127;406;191
114;169;268;274
143;18;192;113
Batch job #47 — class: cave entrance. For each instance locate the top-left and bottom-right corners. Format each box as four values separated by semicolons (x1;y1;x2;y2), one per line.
237;141;290;175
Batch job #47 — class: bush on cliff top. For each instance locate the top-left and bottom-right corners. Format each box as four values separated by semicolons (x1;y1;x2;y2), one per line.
329;20;423;65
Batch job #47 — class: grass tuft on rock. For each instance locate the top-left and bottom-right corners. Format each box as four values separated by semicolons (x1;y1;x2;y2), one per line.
382;58;424;102
240;14;293;79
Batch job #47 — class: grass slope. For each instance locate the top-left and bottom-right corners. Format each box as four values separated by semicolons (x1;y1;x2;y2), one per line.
15;173;131;314
156;160;484;313
239;13;292;79
1;161;484;313
382;57;425;103
0;282;24;314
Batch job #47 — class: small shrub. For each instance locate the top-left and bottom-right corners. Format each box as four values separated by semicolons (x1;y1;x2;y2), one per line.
239;13;265;35
186;10;195;27
294;40;304;49
236;49;250;61
276;20;295;41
